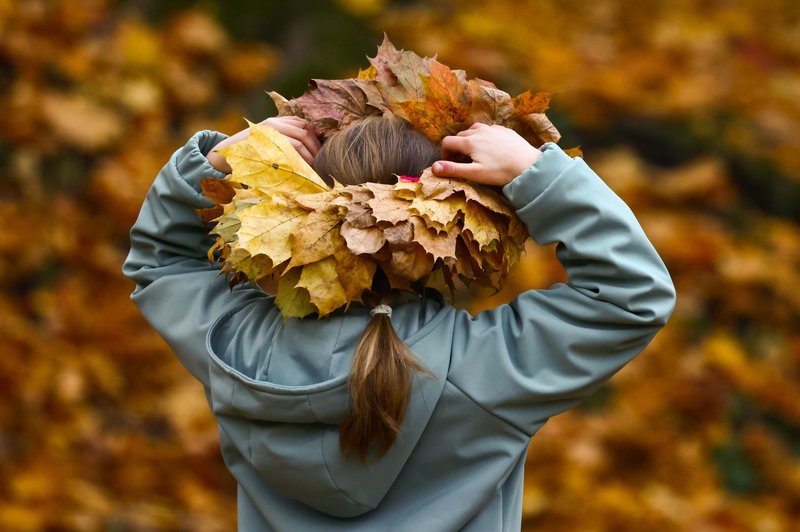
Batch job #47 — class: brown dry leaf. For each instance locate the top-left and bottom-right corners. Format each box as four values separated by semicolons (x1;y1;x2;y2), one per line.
411;193;466;231
369;34;432;102
409;216;458;261
512;90;551;115
196;177;237;222
269;78;384;135
334;249;377;303
200;177;237;205
463;201;502;249
366;183;414;225
383;221;414;247
340;189;377;228
421;172;516;219
397;60;469;142
390;244;435;281
265;35;563;149
466;79;514;125
340;220;386;254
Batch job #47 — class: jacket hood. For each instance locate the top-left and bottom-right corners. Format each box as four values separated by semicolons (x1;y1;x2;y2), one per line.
204;293;453;518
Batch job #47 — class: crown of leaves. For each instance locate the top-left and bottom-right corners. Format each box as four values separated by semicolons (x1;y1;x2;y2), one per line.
199;37;567;318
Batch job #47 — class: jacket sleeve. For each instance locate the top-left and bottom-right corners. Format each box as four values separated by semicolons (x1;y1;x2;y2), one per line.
448;143;676;435
122;130;276;389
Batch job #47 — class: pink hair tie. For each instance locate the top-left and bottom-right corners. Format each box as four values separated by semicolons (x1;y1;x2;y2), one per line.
398;175;420;182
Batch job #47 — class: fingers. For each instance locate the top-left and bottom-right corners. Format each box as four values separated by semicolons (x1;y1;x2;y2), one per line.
207;150;231;174
434;123;540;185
441;123;491;155
262;116;321;164
461;122;489;134
288;138;314;165
432;160;483;181
440;134;473;159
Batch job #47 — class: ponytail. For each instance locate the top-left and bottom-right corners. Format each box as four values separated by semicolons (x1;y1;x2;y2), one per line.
340;305;430;460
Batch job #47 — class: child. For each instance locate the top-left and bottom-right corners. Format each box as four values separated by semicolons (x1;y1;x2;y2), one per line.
123;114;675;531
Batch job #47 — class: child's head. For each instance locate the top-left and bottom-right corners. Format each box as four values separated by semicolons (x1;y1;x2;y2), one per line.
313;115;439;186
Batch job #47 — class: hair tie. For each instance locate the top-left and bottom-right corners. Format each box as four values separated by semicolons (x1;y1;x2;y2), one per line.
370;304;392;318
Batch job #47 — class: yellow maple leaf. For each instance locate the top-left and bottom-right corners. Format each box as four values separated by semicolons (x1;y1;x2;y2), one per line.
219;121;329;195
334;249;377;303
276;268;315;318
409;216;458;261
234;195;307;268
410;193;466;231
463;200;502;250
297;257;349;317
287;209;346;269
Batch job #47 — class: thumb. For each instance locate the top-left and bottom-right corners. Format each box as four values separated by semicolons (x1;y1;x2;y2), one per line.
432;161;481;181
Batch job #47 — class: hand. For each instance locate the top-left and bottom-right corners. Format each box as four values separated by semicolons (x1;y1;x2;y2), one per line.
431;123;541;186
207;116;322;174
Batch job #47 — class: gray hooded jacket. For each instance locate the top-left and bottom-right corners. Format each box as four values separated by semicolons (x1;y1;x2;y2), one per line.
123;130;675;531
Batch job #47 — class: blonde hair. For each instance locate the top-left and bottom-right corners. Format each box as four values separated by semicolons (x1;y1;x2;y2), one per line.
313;116;437;460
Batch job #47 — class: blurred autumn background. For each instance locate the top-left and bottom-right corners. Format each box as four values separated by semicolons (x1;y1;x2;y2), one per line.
1;0;799;530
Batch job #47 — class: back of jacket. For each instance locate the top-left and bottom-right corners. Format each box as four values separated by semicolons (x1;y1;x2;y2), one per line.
123;131;675;531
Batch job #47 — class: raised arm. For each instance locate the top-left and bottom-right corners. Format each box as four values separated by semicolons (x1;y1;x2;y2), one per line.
123;117;323;388
122;130;272;388
433;125;676;435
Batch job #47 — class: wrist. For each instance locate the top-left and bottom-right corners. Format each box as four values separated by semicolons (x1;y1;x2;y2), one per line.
502;143;574;210
505;147;542;184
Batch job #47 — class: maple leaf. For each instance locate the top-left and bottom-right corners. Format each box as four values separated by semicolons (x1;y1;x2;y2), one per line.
340;220;386;255
383;221;414;247
334;249;377;304
196;178;237;222
297;257;348;316
276;268;315;318
295;189;347;212
341;197;376;228
228;252;272;281
512;90;551;115
463;201;502;250
397;60;470;142
219;120;329;194
233;195;308;268
390;244;435;281
409;216;458;261
410;191;466;232
369;34;432;103
465;80;514;125
269;79;384;136
264;36;567;150
287;209;346;269
366;183;414;225
419;171;516;219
